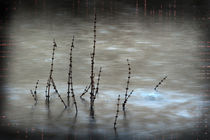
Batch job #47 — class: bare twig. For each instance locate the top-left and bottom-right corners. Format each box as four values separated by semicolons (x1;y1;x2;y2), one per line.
34;80;39;101
94;67;102;99
46;39;57;102
90;13;97;110
45;82;48;101
67;36;78;113
71;80;78;112
80;83;91;98
30;90;36;102
114;95;120;129
51;78;67;108
122;59;133;110
67;36;74;105
124;59;131;101
122;90;134;110
154;76;167;91
67;36;78;112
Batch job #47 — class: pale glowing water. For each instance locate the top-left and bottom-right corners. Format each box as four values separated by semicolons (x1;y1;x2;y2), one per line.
2;2;206;139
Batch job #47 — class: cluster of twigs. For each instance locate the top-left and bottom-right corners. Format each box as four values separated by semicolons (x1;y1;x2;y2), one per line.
154;76;167;91
88;13;103;114
43;40;67;108
122;59;134;111
67;36;78;113
113;59;135;128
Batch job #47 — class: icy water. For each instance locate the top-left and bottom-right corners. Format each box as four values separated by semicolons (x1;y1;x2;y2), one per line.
2;1;206;139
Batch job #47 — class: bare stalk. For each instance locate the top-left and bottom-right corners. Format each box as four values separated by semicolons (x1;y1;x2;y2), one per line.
124;59;131;101
67;36;74;105
90;13;97;110
94;67;102;99
66;36;78;112
114;95;120;129
154;76;167;91
45;81;48;100
122;90;134;110
80;83;91;98
34;80;39;101
46;39;57;102
51;78;67;108
122;59;134;110
30;90;36;102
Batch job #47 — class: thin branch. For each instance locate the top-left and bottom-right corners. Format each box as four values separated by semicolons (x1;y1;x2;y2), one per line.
30;90;36;102
34;80;39;101
122;59;133;110
80;83;91;98
114;95;120;129
94;67;102;99
90;13;97;110
71;80;78;112
154;76;167;91
67;36;75;107
122;90;134;110
46;39;57;102
66;36;78;112
124;59;131;101
51;78;67;108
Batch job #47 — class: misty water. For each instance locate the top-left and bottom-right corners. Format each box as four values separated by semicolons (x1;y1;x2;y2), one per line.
2;2;205;139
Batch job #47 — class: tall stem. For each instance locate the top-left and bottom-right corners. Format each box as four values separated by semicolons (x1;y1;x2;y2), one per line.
67;36;74;106
90;13;97;110
46;40;57;103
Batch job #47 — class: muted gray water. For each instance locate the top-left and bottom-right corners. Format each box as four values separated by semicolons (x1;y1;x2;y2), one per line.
3;3;205;139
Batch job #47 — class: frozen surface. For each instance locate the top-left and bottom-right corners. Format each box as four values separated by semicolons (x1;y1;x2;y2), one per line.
3;2;206;139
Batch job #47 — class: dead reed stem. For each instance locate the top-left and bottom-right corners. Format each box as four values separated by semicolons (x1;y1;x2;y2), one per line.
30;90;36;102
114;95;120;129
80;83;91;98
90;13;97;110
34;80;39;101
46;39;57;103
67;36;78;113
124;59;131;101
51;78;67;108
122;90;134;110
122;59;133;110
94;67;102;99
71;82;78;112
154;76;167;91
45;83;48;101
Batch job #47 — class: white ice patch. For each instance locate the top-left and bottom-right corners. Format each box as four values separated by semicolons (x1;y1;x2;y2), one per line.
136;41;151;44
105;46;118;50
125;48;137;52
99;30;109;34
